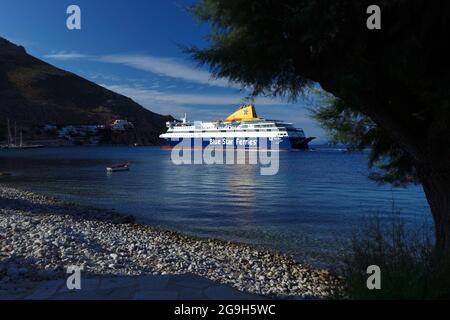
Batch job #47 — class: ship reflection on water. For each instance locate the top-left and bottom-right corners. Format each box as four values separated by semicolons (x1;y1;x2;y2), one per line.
0;146;431;268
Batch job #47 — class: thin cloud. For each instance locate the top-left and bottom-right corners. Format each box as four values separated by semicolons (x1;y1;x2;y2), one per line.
99;54;238;89
44;52;95;60
44;51;239;89
101;84;284;107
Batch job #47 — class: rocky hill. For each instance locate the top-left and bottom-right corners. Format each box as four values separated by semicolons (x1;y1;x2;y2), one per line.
0;36;172;145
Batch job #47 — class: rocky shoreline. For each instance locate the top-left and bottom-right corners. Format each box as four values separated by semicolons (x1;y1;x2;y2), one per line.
0;185;341;299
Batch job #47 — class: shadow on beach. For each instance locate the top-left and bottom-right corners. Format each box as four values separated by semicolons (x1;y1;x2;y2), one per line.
0;185;337;300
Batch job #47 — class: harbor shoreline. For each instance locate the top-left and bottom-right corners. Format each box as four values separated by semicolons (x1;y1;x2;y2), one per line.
0;184;341;299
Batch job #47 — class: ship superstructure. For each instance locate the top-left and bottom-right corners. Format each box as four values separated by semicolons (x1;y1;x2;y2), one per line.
160;105;314;150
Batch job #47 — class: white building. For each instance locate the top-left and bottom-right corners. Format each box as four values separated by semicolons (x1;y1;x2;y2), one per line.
58;126;76;138
57;125;102;139
44;124;57;132
111;120;133;131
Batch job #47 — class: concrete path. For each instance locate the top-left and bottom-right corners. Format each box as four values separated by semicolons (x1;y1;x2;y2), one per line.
0;273;266;300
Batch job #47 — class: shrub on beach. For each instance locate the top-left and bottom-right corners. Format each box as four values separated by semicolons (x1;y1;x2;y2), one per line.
341;215;450;299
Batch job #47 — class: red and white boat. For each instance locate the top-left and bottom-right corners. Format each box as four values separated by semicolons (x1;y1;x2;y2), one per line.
106;163;130;172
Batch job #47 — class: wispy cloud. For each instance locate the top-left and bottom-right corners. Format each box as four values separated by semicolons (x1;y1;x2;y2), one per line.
44;51;238;89
99;54;237;89
88;72;120;81
102;84;284;108
44;51;95;60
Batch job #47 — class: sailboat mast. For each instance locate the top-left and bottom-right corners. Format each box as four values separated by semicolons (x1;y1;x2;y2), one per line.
7;119;11;147
14;121;17;146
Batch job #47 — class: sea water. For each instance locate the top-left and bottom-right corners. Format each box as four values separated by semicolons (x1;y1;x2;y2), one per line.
0;146;431;268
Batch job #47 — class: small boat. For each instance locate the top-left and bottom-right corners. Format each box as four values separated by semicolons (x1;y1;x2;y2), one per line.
2;120;45;150
106;163;130;172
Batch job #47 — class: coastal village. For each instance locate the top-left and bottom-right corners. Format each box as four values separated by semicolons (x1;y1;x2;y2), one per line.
1;119;135;148
47;119;134;145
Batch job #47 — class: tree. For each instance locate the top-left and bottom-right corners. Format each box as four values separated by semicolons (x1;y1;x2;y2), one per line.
186;0;450;252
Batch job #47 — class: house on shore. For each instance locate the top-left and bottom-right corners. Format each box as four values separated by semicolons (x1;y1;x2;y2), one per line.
111;120;134;131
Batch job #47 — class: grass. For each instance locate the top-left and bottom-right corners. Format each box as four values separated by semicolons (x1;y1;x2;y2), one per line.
341;214;450;299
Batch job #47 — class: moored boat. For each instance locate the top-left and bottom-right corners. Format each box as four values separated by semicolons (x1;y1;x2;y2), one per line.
2;119;45;150
106;163;130;172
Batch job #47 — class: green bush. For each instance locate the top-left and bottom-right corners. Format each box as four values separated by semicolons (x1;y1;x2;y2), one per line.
342;215;450;299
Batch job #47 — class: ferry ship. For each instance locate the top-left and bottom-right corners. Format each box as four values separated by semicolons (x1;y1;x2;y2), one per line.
160;105;315;150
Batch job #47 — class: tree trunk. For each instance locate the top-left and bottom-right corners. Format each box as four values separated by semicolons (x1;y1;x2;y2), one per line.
418;164;450;252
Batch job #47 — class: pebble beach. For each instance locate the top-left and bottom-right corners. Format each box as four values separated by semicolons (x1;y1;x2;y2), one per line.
0;185;341;299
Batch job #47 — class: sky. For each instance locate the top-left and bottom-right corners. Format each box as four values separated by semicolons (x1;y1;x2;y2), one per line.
0;0;327;143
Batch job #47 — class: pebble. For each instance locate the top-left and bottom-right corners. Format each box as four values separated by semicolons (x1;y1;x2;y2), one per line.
0;185;341;298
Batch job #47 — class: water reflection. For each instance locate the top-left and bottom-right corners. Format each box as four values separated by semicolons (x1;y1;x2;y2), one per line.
0;146;432;268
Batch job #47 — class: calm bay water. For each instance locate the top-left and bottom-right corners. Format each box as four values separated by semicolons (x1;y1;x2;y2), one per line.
0;146;431;268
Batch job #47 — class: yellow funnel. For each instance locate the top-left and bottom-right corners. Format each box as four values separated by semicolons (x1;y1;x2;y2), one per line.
224;105;258;122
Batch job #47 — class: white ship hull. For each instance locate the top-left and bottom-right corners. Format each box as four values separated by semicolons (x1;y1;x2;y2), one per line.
160;105;314;150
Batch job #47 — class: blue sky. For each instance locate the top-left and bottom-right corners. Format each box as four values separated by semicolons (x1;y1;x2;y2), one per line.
0;0;327;142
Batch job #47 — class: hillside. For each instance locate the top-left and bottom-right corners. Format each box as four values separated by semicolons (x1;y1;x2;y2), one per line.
0;36;172;145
